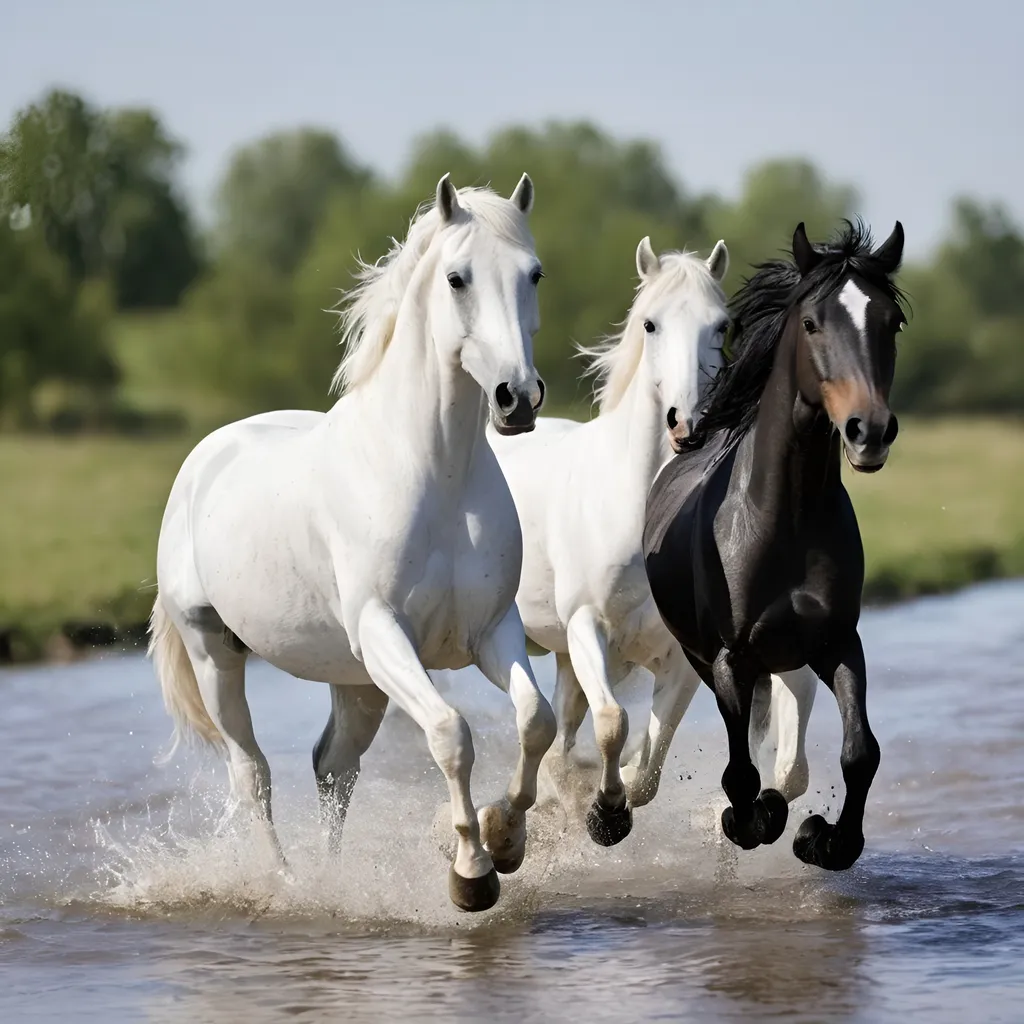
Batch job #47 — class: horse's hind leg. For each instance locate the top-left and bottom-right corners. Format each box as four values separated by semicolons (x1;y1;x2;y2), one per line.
797;633;879;871
621;646;701;807
747;674;773;767
357;598;498;913
312;682;389;852
566;606;632;847
769;667;817;801
711;650;788;851
187;642;285;867
538;651;589;807
474;604;557;874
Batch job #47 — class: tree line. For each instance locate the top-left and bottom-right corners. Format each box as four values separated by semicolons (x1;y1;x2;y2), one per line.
2;88;1022;430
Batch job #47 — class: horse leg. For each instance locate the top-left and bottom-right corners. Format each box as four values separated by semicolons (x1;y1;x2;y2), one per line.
711;650;788;850
747;674;773;768
312;681;389;852
542;651;590;796
566;606;632;847
621;647;701;808
769;667;817;801
473;604;557;874
796;632;879;870
187;644;286;867
357;598;497;913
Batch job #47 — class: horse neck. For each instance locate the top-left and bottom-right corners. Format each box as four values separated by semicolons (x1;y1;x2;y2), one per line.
338;279;487;492
601;355;672;495
744;321;842;520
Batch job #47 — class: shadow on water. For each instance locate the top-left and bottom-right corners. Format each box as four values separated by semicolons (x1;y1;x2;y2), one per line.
0;580;1022;1021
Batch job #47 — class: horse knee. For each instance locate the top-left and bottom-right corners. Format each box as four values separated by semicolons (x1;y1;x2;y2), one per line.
427;708;474;777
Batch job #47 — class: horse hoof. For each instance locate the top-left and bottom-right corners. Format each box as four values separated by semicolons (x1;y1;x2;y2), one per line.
757;788;789;845
491;849;525;875
721;805;762;850
586;798;633;847
793;814;864;871
448;866;501;912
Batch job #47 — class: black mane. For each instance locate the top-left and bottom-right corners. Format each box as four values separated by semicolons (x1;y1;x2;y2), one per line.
688;220;906;450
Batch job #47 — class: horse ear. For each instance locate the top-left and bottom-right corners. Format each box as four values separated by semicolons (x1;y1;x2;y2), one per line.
509;173;534;215
873;221;905;275
792;222;822;277
706;240;729;282
636;236;661;280
436;173;460;223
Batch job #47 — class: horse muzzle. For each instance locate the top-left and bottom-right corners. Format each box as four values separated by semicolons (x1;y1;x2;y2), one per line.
491;378;545;436
667;407;695;454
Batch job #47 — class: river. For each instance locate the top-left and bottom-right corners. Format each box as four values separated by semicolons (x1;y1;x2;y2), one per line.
1;580;1021;1021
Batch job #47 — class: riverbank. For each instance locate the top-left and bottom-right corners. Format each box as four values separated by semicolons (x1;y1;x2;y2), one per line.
1;417;1022;663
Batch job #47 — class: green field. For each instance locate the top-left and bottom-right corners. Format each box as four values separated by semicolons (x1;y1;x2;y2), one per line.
1;418;1022;661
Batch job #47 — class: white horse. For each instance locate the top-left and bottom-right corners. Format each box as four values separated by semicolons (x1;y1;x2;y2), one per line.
149;174;557;913
488;237;818;845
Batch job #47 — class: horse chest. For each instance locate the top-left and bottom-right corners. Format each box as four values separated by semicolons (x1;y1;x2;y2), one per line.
398;515;520;669
734;543;858;668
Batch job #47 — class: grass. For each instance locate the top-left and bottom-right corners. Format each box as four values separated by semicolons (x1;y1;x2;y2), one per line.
0;417;1021;661
0;434;196;659
846;418;1024;600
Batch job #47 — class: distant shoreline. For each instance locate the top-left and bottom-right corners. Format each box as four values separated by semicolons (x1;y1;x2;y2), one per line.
3;571;1021;669
3;418;1022;666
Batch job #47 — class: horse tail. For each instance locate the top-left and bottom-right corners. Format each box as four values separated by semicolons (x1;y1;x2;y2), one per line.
149;593;225;761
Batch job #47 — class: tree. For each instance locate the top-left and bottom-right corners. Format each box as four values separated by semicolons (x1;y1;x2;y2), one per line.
0;224;117;426
895;199;1024;412
0;90;200;308
714;159;859;280
215;129;372;276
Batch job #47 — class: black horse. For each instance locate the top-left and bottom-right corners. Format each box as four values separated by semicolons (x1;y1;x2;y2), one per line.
643;220;906;870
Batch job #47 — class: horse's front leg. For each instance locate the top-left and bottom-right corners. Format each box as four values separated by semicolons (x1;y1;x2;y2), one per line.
621;646;701;808
797;632;880;870
566;606;633;847
474;604;557;874
358;599;498;913
711;649;789;850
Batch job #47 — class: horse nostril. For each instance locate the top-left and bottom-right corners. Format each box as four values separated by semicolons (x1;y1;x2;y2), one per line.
844;417;865;445
495;382;516;413
667;407;678;430
882;413;899;445
534;378;546;410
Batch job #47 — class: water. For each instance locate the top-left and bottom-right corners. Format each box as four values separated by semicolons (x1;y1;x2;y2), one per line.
1;581;1022;1022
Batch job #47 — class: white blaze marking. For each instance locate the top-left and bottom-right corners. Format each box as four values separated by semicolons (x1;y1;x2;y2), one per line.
838;279;870;337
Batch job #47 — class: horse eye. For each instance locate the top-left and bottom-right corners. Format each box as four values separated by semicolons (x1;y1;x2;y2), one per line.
717;322;729;335
802;318;817;334
447;273;465;290
643;319;656;334
530;268;544;286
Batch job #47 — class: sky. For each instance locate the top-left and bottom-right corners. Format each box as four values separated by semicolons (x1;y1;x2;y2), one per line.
4;0;1022;258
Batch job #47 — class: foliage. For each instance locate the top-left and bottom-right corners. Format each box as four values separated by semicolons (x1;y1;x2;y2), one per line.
0;223;117;427
2;89;1024;426
0;90;200;309
214;128;372;276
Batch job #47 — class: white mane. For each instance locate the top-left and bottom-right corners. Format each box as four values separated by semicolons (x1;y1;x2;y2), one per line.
331;187;534;396
579;251;727;413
